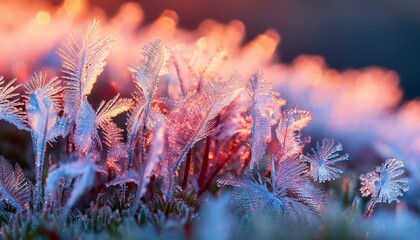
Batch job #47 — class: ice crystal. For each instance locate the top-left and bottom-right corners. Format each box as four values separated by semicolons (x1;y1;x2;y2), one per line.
218;174;286;217
162;73;244;196
248;72;276;169
0;76;27;130
360;158;408;204
74;95;132;153
102;121;126;174
303;138;349;183
0;157;30;212
275;108;312;162
58;19;114;123
219;158;323;222
127;40;169;167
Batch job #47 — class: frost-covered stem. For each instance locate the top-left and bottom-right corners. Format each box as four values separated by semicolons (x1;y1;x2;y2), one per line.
270;156;276;189
34;120;48;211
131;165;148;215
129;104;151;169
364;199;377;218
198;135;212;188
182;150;192;189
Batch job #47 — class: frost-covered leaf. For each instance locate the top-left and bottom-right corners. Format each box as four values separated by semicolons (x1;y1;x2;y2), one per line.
96;94;133;127
218;174;285;218
303;138;349;183
275;108;311;162
74;99;99;153
45;155;105;214
25;72;65;209
127;40;168;167
274;158;324;220
162;73;244;195
75;95;131;154
360;158;409;204
0;76;27;130
0;156;30;212
248;72;276;169
58;19;114;122
25;72;65;142
129;40;169;103
102;121;127;173
219;158;323;222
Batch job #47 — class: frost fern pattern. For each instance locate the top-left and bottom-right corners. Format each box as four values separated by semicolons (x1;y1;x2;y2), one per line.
0;19;411;237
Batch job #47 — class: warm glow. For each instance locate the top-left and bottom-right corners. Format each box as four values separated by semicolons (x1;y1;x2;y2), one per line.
63;0;86;15
35;11;50;26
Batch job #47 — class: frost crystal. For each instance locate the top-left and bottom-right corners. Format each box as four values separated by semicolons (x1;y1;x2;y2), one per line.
0;76;27;130
303;138;349;183
0;157;30;212
360;158;409;204
249;72;275;169
275;108;312;162
58;19;114;123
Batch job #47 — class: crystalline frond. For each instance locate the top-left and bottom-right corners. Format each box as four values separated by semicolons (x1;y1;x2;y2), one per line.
129;40;169;103
303;138;349;183
161;72;244;195
25;72;63;107
25;72;67;142
102;121;124;151
0;76;27;130
360;158;409;204
275;108;312;162
217;174;285;218
249;71;276;169
126;99;145;146
74;99;100;153
0;156;31;212
58;19;114;121
275;158;324;219
101;121;127;174
95;94;133;127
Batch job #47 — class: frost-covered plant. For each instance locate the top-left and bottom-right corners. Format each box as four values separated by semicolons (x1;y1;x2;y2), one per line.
218;73;329;222
360;158;409;217
303;138;349;183
25;72;66;210
0;157;31;213
0;19;412;238
0;77;27;130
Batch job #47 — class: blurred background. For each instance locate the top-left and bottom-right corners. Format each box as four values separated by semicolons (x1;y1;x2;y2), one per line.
2;0;419;98
93;0;420;99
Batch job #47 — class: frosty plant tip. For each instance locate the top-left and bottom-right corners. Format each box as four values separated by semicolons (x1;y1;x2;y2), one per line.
0;19;410;236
